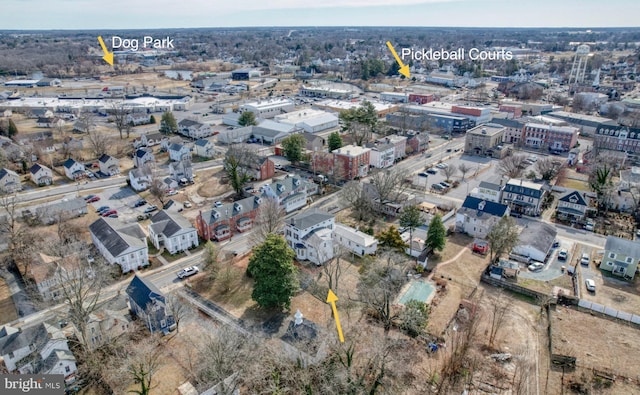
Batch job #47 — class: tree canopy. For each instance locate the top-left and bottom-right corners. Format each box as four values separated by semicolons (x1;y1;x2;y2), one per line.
247;234;298;310
426;214;446;253
159;111;178;134
281;133;306;164
238;111;258;127
339;101;378;146
328;131;343;152
486;215;520;263
375;226;407;252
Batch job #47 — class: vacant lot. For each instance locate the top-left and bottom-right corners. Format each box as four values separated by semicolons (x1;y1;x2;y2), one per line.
0;276;17;325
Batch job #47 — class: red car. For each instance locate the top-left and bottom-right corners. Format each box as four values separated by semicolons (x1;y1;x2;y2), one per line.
87;196;101;203
101;209;117;217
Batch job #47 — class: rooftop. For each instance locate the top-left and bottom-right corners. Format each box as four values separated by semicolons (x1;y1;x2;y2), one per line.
467;123;505;137
288;209;334;230
333;144;371;157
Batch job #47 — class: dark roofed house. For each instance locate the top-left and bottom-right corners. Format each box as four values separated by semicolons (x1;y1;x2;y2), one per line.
89;217;148;273
0;168;21;193
30;163;53;186
134;148;155;168
600;236;640;280
502;178;546;216
63;158;85;181
455;196;510;238
511;221;557;263
148;210;199;254
196;195;262;241
126;275;175;334
98;154;120;176
556;190;595;223
194;138;215;158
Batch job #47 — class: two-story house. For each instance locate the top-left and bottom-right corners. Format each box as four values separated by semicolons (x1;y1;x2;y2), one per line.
178;119;213;139
470;181;503;203
63;158;85;181
0;168;21;193
135;132;168;148
455;196;510;239
129;166;153;191
125;275;175;334
98;154;120;176
29;163;53;186
168;143;192;162
406;131;429;154
27;252;86;301
261;176;316;213
502;178;546;216
134;149;155;168
196;195;262;241
194;138;215;158
333;223;378;256
89;217;148;273
79;308;132;351
169;160;193;183
0;323;77;381
378;134;407;161
285;210;335;266
600;236;640;280
240;157;275;181
556;190;595;223
148;210;199;254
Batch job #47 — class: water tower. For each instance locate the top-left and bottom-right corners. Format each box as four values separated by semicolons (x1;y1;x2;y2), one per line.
568;44;590;85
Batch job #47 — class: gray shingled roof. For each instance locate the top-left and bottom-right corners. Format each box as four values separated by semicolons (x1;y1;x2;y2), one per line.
478;181;502;191
149;210;194;237
0;323;49;355
178;119;202;127
89;218;146;257
201;195;262;225
517;221;557;255
194;138;210;147
288;209;334;230
605;236;640;258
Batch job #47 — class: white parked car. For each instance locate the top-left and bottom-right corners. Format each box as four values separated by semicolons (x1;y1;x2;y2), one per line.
580;253;590;266
528;262;544;272
558;249;568;261
177;266;199;279
585;278;596;292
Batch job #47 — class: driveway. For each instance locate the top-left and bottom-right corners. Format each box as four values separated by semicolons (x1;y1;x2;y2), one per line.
519;238;575;281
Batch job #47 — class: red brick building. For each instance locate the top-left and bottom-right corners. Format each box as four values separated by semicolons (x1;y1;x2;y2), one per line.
196;196;262;241
332;145;371;180
408;93;434;105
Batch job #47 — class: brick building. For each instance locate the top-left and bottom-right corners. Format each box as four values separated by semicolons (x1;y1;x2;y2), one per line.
196;196;262;241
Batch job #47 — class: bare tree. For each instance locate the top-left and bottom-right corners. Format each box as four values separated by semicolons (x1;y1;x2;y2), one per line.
498;154;527;179
368;168;408;206
321;247;345;293
85;125;109;158
442;165;457;182
202;240;220;280
126;339;163;395
487;215;520;263
535;157;562;181
224;144;258;197
166;293;192;334
340;181;372;221
149;175;167;206
458;163;471;181
251;197;284;244
487;291;510;347
0;192;27;261
110;102;133;139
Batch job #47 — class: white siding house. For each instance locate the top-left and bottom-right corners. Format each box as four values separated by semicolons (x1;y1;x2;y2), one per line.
333;223;378;256
29;163;53;186
89;218;149;273
148;210;199;254
63;158;85;181
0;168;21;193
98;154;120;176
285;210;335;266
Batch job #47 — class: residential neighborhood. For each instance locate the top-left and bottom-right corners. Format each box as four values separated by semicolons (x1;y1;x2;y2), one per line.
1;19;640;395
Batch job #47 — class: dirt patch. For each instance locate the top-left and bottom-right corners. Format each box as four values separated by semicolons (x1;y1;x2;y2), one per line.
0;276;18;325
196;168;232;198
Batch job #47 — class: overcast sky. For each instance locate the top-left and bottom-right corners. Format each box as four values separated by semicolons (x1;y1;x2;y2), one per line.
1;0;638;30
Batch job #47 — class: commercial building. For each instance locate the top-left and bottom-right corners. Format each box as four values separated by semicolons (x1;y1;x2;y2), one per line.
521;123;579;152
273;109;339;133
332;145;371;180
464;123;508;158
239;99;295;119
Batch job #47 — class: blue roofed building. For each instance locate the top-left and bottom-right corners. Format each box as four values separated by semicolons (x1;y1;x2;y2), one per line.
502;178;546;216
455;196;510;238
125;275;175;334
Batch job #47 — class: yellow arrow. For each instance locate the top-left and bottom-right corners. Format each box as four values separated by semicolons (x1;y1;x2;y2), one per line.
386;41;410;79
326;289;344;343
97;36;114;66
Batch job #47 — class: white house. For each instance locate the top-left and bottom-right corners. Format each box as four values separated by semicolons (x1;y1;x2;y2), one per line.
129;166;153;191
29;163;53;186
261;176;317;213
511;221;557;263
455;196;510;239
0;323;77;381
89;217;149;273
148;210;199;254
194;138;215;158
178;119;213;139
36;117;64;128
63;158;85;180
0;168;21;193
98;154;120;176
285;209;335;266
470;181;503;203
368;142;395;169
168;143;192;162
127;113;151;126
333;223;378;256
134;149;155;168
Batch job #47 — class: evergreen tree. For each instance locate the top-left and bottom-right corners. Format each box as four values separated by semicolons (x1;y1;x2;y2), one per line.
399;205;423;259
238;111;258;127
159;111;178;134
247;234;298;310
7;119;18;137
375;226;408;252
327;131;343;152
149;115;156;124
425;214;446;253
281;134;305;164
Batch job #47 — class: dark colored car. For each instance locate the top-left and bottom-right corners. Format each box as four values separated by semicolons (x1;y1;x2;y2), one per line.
83;194;96;201
418;172;429;177
87;196;101;203
96;206;109;213
101;210;117;217
134;199;147;207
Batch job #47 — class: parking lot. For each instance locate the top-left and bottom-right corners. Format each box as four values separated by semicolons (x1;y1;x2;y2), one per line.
86;186;157;224
518;237;578;282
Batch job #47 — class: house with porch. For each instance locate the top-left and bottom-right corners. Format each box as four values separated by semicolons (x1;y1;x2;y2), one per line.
178;119;213;139
129;166;153;191
600;236;640;280
196;195;262;241
168;143;192;162
148;210;199;254
98;154;120;176
285;210;335;266
30;163;53;186
556;190;595;223
502;178;546;216
0;168;21;193
63;158;85;181
126;275;175;334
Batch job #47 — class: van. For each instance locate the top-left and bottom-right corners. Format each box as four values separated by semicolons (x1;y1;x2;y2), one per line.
314;174;327;183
